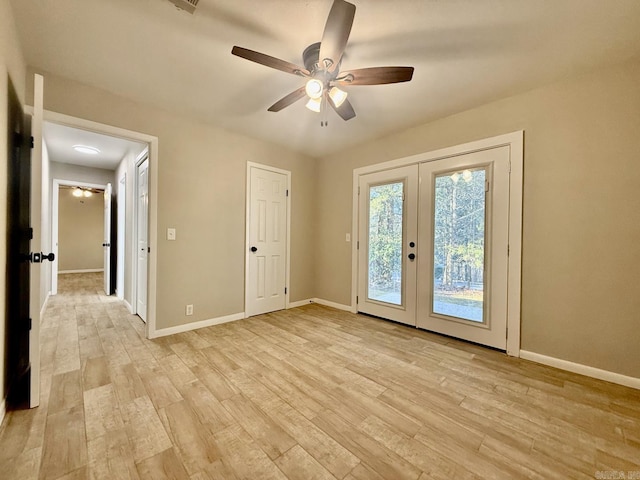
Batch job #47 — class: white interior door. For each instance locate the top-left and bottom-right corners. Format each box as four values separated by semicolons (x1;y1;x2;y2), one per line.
417;146;510;349
357;165;418;326
136;158;149;322
246;166;287;317
103;183;112;295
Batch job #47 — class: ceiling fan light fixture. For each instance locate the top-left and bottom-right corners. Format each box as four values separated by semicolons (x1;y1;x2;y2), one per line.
305;79;324;99
305;97;322;113
83;190;93;198
72;188;83;197
329;86;347;107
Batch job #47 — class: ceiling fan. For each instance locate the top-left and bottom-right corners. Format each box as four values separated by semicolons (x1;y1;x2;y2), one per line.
231;0;414;125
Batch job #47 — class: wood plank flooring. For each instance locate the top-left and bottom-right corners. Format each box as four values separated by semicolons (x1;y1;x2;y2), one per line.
1;272;639;479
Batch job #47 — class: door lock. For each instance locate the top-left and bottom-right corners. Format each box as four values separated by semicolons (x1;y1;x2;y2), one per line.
408;253;416;260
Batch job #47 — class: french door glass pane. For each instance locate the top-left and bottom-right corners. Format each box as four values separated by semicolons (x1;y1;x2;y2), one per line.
368;182;403;305
433;169;486;322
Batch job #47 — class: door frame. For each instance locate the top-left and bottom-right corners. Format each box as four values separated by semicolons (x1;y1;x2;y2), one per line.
116;174;126;300
38;110;159;338
244;161;292;316
51;179;108;293
351;131;523;356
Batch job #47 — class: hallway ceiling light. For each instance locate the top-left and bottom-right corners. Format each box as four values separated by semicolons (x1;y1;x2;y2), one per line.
73;145;100;155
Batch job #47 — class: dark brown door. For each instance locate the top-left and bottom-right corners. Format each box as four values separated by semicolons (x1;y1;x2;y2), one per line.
5;79;32;407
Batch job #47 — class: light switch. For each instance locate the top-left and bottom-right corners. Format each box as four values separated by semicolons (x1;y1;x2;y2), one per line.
167;228;176;241
346;233;351;242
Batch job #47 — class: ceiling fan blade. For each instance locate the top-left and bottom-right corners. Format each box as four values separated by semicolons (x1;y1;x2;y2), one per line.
232;46;310;76
318;0;356;72
328;96;356;121
267;87;307;112
335;66;414;86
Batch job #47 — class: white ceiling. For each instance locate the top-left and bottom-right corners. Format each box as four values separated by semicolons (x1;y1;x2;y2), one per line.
43;122;147;170
10;0;640;158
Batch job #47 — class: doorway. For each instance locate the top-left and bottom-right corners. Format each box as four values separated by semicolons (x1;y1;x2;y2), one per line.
353;133;523;354
51;181;108;295
41;112;158;336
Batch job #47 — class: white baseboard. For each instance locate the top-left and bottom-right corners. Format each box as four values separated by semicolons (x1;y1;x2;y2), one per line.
311;298;352;311
123;300;133;314
520;350;640;391
0;398;5;428
288;299;312;308
150;312;245;338
58;269;104;274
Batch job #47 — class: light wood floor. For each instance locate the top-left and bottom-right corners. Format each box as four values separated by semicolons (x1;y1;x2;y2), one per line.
1;273;639;479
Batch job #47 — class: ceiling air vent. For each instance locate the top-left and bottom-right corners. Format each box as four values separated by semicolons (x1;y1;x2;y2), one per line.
167;0;198;14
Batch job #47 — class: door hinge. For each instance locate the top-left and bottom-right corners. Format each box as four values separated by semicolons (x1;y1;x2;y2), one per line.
286;189;289;197
28;227;33;240
485;180;490;192
357;240;359;250
285;287;287;294
28;318;32;331
147;246;150;253
507;245;510;256
356;296;359;304
30;136;34;149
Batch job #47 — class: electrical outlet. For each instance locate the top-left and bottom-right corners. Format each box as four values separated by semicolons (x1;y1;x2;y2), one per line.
186;304;193;316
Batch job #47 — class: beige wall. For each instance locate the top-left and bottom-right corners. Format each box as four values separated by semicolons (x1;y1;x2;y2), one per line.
316;60;640;378
34;71;317;330
58;188;104;271
0;0;27;404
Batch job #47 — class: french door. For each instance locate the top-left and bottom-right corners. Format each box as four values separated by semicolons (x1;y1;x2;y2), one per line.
357;146;511;350
357;165;418;325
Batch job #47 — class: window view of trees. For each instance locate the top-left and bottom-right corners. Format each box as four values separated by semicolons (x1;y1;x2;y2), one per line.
432;169;486;322
367;182;403;305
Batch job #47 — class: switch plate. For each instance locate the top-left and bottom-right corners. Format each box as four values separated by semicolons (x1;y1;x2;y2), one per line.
345;233;351;242
167;228;176;241
186;304;193;316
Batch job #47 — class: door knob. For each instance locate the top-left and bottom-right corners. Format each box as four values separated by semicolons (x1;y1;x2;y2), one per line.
250;246;258;252
28;252;55;263
409;241;415;248
408;253;416;260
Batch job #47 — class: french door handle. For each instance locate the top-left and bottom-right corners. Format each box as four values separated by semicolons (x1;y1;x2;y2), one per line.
250;246;258;253
408;253;416;260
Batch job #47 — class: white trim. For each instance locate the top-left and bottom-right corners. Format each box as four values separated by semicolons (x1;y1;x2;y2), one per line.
123;300;133;314
288;299;312;308
116;174;126;301
39;292;50;320
41;110;158;340
520;350;640;391
312;298;352;311
351;131;524;356
150;312;245;338
0;399;5;428
58;269;104;274
244;162;292;316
